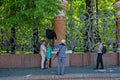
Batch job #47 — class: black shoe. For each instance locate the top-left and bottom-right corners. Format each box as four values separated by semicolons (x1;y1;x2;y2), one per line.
100;68;104;69
60;74;64;76
93;68;98;70
56;73;60;75
41;68;46;70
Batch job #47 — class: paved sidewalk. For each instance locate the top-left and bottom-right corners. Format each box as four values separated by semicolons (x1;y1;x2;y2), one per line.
0;66;120;80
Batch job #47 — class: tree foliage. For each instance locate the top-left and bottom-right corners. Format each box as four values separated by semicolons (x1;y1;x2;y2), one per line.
0;0;61;54
0;0;61;27
0;0;118;54
66;0;117;52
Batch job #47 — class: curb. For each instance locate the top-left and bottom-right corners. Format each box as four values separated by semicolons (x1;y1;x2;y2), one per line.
0;73;120;80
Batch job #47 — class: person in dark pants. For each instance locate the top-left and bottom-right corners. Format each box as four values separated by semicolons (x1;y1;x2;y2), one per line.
94;40;104;69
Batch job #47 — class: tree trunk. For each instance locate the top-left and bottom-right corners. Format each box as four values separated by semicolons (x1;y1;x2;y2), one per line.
84;0;93;52
10;27;16;54
0;28;3;50
84;0;101;52
95;0;101;42
0;28;4;54
33;28;39;54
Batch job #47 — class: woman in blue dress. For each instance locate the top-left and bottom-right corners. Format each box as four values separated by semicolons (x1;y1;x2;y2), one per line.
46;42;52;69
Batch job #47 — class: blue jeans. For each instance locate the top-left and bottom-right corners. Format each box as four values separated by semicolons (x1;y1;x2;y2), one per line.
57;57;66;75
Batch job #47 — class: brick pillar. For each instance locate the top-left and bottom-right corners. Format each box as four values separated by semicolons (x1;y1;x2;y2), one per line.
53;0;67;43
115;1;120;53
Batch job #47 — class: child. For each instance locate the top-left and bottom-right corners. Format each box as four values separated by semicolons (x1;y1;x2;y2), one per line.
46;42;52;69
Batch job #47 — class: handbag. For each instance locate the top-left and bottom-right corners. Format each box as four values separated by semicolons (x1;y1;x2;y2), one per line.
56;46;62;56
57;51;59;56
53;46;63;60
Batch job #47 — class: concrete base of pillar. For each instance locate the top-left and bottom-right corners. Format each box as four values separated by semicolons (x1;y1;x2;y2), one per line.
117;47;120;53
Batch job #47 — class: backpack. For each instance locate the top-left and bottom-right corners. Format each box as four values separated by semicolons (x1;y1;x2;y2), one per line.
102;45;107;54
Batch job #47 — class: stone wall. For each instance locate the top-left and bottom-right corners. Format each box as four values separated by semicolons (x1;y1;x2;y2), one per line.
0;53;119;68
0;54;41;68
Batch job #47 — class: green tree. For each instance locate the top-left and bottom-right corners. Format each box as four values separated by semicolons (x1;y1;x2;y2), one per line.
66;0;116;52
0;0;61;54
0;0;61;27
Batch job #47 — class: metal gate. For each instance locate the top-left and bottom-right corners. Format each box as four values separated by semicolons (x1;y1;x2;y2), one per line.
66;0;117;53
0;0;117;54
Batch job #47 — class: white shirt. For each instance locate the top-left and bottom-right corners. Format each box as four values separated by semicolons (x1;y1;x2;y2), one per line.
40;44;46;56
97;43;103;54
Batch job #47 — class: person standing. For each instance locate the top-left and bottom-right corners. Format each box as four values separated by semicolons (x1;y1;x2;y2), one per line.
94;40;104;69
40;40;46;69
54;39;67;75
46;42;52;69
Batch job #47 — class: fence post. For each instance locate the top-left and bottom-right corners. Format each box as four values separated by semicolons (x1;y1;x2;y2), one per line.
115;0;120;65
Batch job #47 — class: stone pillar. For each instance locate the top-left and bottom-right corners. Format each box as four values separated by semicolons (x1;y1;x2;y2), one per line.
53;0;68;43
115;1;120;53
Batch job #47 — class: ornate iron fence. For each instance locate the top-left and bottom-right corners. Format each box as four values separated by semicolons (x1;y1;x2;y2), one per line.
0;19;53;54
66;0;117;53
0;1;117;54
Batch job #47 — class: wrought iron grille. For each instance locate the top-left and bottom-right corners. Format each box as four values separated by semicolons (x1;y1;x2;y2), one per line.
0;19;53;54
0;0;118;54
66;0;117;53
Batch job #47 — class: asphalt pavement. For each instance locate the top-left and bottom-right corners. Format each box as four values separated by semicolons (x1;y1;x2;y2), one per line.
0;66;120;80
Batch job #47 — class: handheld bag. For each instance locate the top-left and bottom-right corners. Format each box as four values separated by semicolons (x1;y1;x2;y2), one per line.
56;46;62;56
53;46;62;60
102;45;107;54
57;51;59;56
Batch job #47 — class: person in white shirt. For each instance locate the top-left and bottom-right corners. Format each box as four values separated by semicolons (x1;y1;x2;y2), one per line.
94;40;104;70
40;40;46;69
